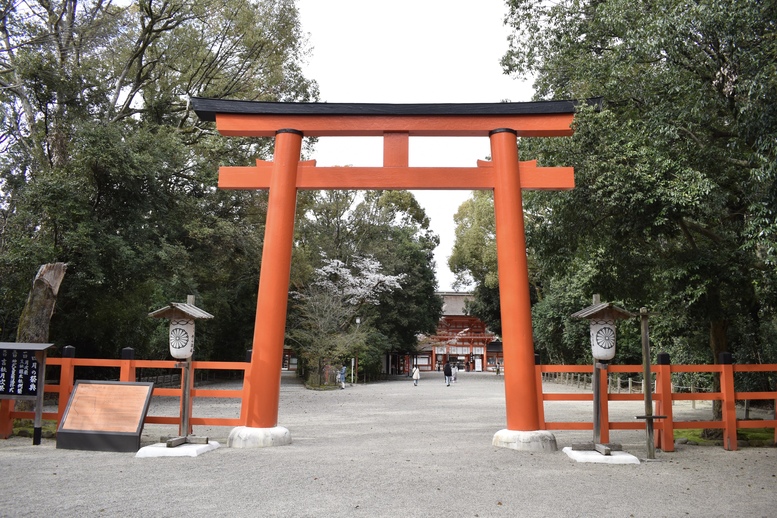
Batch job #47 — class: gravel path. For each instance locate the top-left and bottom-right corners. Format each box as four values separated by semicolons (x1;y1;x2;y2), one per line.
0;371;774;517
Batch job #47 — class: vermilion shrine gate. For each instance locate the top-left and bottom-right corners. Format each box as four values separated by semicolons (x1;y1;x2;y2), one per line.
191;98;577;451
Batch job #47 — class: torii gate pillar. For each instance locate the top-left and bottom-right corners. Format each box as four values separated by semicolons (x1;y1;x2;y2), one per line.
490;128;557;451
227;129;301;447
191;98;578;451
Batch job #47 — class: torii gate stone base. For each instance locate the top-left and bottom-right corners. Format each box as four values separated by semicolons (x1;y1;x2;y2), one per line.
192;98;578;452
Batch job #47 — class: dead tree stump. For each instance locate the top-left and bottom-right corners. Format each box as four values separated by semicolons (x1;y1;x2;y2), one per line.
13;263;67;416
16;263;67;343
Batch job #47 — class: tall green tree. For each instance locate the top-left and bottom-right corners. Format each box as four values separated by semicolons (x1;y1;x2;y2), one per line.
0;0;318;358
498;0;777;375
291;189;443;376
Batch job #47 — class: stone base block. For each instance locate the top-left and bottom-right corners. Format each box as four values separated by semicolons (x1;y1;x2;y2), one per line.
136;441;220;458
562;446;640;464
492;429;558;452
228;426;292;448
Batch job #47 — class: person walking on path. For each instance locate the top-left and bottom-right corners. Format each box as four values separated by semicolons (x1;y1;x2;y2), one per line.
443;360;452;386
452;363;458;383
340;363;347;389
412;365;420;386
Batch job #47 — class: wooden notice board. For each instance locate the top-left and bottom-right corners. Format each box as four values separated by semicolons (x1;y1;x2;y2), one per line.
57;381;154;452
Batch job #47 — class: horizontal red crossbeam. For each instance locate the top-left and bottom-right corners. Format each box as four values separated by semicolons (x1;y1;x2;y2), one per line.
219;159;574;191
215;113;574;138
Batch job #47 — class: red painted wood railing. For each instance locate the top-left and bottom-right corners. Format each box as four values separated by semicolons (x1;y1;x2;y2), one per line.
0;357;249;438
536;363;777;451
2;357;775;452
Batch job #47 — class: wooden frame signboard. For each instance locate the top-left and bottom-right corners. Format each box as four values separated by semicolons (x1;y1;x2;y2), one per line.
56;381;154;452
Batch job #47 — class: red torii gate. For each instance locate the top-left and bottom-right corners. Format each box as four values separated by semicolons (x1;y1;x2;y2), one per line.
191;98;576;450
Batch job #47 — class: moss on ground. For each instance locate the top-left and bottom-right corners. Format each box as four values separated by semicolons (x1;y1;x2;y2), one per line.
11;419;58;439
674;427;776;447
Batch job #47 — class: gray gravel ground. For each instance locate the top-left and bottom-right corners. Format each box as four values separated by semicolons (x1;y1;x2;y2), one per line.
1;371;775;517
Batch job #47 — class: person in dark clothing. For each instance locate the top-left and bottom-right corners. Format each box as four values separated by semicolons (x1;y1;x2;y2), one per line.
443;360;452;386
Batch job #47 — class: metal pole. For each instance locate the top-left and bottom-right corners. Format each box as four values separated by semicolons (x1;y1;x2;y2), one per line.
641;307;656;459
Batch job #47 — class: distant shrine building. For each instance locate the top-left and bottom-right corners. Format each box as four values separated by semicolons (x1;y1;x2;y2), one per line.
283;292;498;375
415;292;498;373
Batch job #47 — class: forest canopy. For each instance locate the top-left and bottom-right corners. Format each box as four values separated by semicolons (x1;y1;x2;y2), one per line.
0;0;442;371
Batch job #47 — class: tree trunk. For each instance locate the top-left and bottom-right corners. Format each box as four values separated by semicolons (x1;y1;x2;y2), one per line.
709;318;728;421
16;263;67;343
12;263;66;416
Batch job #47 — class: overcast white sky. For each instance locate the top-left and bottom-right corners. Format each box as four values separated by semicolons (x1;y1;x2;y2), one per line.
296;0;534;290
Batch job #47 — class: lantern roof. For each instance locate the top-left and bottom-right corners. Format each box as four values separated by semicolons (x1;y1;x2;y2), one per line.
148;302;214;320
571;301;634;321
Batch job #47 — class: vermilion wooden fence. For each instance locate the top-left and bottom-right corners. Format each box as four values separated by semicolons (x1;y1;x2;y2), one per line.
0;357;248;438
536;362;777;451
2;357;774;451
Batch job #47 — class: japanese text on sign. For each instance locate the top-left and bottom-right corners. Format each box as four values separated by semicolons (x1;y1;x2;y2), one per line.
0;349;40;397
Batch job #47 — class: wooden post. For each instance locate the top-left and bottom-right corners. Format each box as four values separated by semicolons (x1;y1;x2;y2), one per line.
179;358;193;436
593;364;602;443
594;363;611;445
244;129;303;429
640;308;656;459
120;347;136;382
654;352;675;452
490;128;540;431
534;354;546;429
719;352;737;451
57;346;76;425
0;400;13;438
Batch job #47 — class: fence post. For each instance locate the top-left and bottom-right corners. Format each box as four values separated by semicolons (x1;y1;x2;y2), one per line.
598;364;610;445
654;352;675;452
120;347;136;382
0;399;13;438
719;352;737;451
239;349;252;425
534;354;546;429
57;346;76;425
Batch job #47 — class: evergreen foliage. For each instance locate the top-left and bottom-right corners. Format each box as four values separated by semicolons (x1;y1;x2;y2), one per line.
0;0;317;358
453;0;777;382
